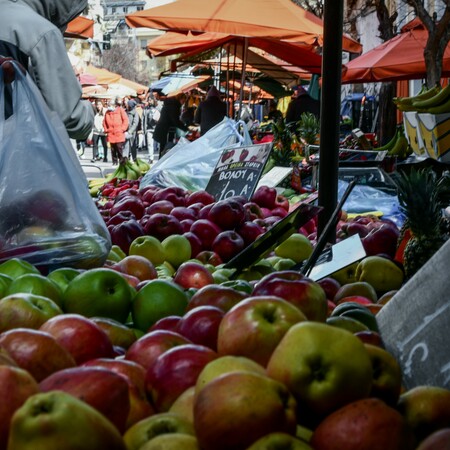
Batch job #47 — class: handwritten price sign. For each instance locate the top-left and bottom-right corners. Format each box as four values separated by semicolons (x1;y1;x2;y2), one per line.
205;143;272;201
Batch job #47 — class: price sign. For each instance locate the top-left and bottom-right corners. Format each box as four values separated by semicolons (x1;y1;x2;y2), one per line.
205;143;272;201
377;239;450;389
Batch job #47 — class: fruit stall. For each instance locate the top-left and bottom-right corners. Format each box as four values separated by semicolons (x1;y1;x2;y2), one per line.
1;62;450;450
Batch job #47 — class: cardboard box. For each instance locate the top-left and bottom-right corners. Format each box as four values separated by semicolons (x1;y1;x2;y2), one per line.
403;111;426;157
417;112;450;162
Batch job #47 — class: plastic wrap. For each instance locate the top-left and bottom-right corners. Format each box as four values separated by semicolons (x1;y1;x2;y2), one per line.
0;61;111;272
140;118;253;191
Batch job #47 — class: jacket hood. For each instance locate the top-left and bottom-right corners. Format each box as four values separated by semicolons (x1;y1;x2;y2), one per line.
14;0;88;30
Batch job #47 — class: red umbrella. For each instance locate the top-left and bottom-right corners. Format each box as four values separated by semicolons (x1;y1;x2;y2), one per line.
342;19;450;83
126;0;361;53
65;16;94;40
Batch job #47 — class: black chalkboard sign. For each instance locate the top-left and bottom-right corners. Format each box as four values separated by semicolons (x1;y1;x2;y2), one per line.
377;239;450;389
205;143;273;201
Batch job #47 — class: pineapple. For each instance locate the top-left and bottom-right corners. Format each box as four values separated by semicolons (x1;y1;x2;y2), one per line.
270;119;298;167
296;112;320;146
395;168;450;279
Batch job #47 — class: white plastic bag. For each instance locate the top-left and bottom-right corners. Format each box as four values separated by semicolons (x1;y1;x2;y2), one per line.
0;61;111;272
141;117;253;191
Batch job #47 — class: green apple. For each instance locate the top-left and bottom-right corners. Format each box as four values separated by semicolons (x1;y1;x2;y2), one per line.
169;386;196;424
326;315;370;333
162;235;192;268
266;321;373;426
0;274;12;298
195;355;266;396
0;293;62;332
138;433;200;450
91;317;137;350
129;236;166;266
397;385;450;443
274;257;297;271
329;262;359;285
7;273;63;308
355;256;404;293
0;258;40;279
107;244;127;263
364;343;402;406
124;412;195;450
131;279;188;331
47;268;82;293
194;371;297;450
7;391;126;450
246;432;313;449
275;233;313;263
62;268;134;323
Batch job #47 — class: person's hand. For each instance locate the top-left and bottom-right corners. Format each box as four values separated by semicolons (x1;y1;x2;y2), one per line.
0;57;26;84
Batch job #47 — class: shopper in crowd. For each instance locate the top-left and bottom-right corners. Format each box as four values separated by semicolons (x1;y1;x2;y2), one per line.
142;99;161;164
0;0;94;140
76;139;86;158
285;85;320;123
234;101;254;130
267;101;284;123
194;85;227;135
103;96;128;165
91;101;108;162
124;99;140;162
153;93;189;156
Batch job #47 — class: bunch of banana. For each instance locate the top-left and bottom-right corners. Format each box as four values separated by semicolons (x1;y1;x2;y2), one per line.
393;84;442;112
135;158;151;173
410;83;450;114
88;178;108;197
372;128;412;159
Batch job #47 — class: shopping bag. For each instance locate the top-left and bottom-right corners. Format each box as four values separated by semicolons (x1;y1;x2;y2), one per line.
0;60;111;272
140;117;253;191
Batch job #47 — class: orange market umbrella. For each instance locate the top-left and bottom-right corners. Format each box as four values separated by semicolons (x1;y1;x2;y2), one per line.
65;16;94;39
84;65;122;85
126;0;362;53
342;19;450;83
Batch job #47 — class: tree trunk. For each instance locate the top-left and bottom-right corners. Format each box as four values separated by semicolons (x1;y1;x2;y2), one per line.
378;82;397;145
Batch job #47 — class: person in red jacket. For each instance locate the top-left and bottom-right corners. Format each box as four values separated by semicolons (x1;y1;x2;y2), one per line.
103;96;129;165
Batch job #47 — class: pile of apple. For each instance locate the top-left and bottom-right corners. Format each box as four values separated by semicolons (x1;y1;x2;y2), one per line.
97;184;291;265
0;244;450;450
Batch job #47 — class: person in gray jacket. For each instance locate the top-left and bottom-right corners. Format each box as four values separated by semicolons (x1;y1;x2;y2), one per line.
0;0;94;140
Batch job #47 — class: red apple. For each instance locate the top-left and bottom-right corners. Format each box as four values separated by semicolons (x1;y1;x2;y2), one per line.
236;221;265;246
212;230;245;262
180;219;194;232
171;206;197;221
252;276;327;322
335;295;374;306
125;330;191;372
183;232;203;258
243;202;264;220
110;195;145;220
177;306;224;351
106;210;136;227
142;213;183;241
173;261;215;290
146;343;218;412
0;328;76;382
270;206;289;218
191;219;222;249
208;199;246;230
148;315;182;333
310;398;414;450
195;250;223;266
251;186;277;209
362;223;400;258
152;187;186;207
110;255;158;281
187;284;248;312
0;365;40;450
39;314;115;365
217;296;307;366
82;358;155;428
354;330;385;348
254;271;305;291
40;366;130;433
275;195;290;212
144;200;174;215
317;277;342;301
186;190;215;206
198;203;215;220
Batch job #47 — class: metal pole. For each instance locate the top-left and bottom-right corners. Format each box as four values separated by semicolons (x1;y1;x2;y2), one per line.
317;0;344;243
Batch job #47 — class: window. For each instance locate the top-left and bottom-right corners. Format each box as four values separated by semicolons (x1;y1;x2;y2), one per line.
123;6;128;13
140;39;147;49
111;7;116;13
137;6;144;11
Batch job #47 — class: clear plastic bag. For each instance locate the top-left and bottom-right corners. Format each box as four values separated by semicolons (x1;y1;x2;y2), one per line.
0;61;111;272
141;118;253;191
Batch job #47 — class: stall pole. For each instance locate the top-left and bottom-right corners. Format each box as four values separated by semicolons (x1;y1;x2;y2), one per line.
317;0;344;243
